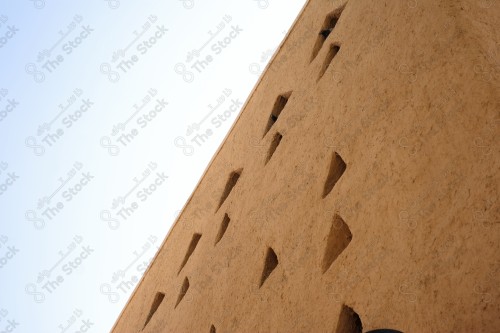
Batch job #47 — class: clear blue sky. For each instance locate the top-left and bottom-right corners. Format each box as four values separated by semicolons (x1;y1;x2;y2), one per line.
0;1;306;332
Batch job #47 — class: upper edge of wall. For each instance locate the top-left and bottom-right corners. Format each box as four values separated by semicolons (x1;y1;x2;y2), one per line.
110;1;313;331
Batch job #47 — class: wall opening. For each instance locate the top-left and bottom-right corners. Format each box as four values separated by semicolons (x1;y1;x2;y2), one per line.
217;169;243;212
263;92;292;138
178;233;202;275
322;152;346;198
335;305;363;333
175;277;190;309
322;214;352;273
142;292;165;330
215;213;230;246
259;247;278;288
210;325;216;333
265;132;283;164
310;6;345;62
317;44;341;82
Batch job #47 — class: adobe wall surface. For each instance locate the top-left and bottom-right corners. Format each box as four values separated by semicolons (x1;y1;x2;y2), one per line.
111;0;499;332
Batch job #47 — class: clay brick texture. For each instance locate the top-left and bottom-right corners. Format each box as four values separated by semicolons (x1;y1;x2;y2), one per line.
111;0;500;332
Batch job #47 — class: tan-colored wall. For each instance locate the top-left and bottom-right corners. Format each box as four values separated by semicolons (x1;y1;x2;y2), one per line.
112;0;499;332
